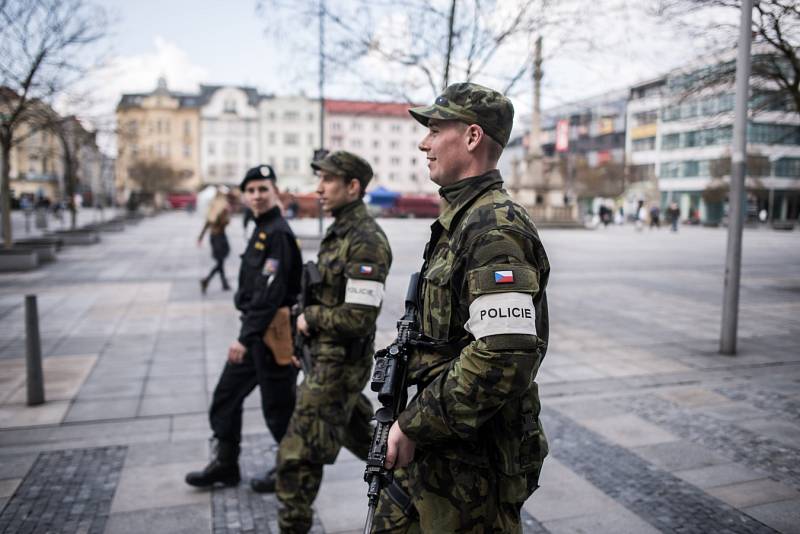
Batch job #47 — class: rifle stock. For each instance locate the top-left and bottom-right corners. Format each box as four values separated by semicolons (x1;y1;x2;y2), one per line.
293;261;322;374
363;272;420;533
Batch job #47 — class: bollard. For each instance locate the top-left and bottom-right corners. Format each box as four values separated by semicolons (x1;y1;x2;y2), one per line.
25;295;45;406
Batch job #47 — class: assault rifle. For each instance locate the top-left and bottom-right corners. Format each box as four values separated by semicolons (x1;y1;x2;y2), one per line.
293;261;322;374
363;272;420;533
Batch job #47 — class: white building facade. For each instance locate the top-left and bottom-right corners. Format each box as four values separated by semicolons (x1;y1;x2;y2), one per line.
259;95;321;192
324;100;435;194
199;85;261;187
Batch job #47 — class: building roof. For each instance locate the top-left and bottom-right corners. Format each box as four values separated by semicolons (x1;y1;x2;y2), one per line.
199;85;262;107
324;99;416;118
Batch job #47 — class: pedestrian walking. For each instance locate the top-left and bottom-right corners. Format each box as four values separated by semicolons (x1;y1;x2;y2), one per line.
649;204;661;229
265;151;392;534
185;165;302;489
198;188;232;293
666;202;680;232
371;83;550;533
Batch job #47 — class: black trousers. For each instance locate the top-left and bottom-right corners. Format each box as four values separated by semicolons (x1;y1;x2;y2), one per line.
209;340;297;447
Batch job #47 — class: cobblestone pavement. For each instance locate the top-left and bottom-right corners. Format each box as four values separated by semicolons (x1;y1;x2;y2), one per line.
0;446;126;534
0;212;799;533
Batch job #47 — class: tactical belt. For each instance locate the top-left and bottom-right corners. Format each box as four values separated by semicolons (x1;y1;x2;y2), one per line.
386;479;418;519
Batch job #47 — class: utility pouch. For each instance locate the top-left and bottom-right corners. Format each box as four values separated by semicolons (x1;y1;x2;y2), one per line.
264;306;294;365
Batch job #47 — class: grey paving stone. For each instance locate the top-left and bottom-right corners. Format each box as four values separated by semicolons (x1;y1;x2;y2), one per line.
743;499;800;534
543;508;660;534
143;377;207;397
543;407;776;533
0;453;37;479
0;446;125;534
702;402;773;422
64;398;139;423
631;440;729;472
105;503;211;534
735;418;800;449
707;478;800;509
124;439;208;468
577;413;679;448
674;462;769;489
138;394;207;417
76;379;144;400
110;461;209;514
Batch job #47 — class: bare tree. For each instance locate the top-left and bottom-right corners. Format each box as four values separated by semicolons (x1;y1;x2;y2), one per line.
127;159;183;205
0;0;108;248
256;0;587;101
652;0;800;114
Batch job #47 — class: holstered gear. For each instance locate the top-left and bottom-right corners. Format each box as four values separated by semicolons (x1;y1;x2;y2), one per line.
264;306;294;365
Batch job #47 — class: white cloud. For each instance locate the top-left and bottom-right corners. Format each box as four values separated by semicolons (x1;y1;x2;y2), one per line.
66;37;209;154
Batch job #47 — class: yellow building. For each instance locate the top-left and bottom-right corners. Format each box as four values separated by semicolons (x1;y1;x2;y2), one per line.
115;77;201;203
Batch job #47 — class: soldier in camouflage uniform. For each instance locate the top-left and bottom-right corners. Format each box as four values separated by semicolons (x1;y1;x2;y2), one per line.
274;151;393;533
372;83;550;533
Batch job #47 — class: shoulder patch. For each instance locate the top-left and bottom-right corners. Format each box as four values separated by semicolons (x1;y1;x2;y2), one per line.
468;264;539;298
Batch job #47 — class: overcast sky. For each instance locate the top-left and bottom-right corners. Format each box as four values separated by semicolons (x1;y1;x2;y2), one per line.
83;0;731;153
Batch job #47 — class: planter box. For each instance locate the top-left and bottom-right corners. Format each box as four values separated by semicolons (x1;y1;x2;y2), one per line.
0;248;40;272
47;230;100;246
12;243;57;262
14;237;64;252
772;221;796;231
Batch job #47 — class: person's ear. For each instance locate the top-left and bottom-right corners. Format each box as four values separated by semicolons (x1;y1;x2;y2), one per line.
465;125;484;153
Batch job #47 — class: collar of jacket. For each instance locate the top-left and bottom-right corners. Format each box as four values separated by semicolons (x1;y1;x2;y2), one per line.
254;205;281;225
437;169;503;231
329;200;367;236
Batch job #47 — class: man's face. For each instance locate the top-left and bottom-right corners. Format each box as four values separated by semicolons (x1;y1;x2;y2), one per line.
418;119;469;187
243;178;276;216
316;171;358;213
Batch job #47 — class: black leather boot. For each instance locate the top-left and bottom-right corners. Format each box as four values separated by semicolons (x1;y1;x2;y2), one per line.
185;440;241;488
250;466;276;493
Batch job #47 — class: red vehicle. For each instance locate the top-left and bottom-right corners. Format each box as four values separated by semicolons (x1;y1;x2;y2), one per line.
387;195;440;218
167;191;197;209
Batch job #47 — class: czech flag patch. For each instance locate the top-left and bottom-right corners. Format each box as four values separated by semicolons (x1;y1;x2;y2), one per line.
494;270;514;284
359;265;374;275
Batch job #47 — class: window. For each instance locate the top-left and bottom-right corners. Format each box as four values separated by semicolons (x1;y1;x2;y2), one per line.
332;122;342;131
352;139;363;148
373;122;381;131
207;142;216;157
373;140;380;149
351;122;363;131
268;111;276;121
749;123;800;145
128;120;138;134
224;141;237;157
183;120;191;136
390;124;401;132
390;141;399;149
244;143;251;158
224;99;237;113
632;137;655;151
283;111;300;121
390;157;400;166
307;112;315;122
284;133;299;145
208;165;217;178
268;132;276;145
410;157;417;166
284;157;300;171
775;158;800;177
388;172;396;181
183;144;191;157
307;133;314;145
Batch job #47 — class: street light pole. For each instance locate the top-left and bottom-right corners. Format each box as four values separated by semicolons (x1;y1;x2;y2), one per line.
317;0;325;237
720;0;754;355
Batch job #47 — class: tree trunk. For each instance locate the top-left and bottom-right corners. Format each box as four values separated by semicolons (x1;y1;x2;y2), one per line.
442;0;457;90
1;139;13;249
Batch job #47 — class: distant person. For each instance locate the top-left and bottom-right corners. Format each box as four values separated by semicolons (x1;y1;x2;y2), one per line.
198;188;232;293
666;202;680;232
649;205;661;229
185;165;302;490
636;201;646;231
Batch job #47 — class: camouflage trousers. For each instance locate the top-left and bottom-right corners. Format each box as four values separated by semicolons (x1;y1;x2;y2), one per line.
276;353;374;534
371;450;540;534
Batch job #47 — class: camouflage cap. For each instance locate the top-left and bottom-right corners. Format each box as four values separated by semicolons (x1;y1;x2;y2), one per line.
311;150;374;190
409;82;514;147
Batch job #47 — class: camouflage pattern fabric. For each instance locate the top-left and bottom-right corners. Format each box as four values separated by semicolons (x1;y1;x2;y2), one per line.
371;170;549;533
408;82;514;147
311;150;374;190
276;199;392;534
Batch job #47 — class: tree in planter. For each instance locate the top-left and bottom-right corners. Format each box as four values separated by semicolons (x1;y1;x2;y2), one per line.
0;0;108;248
127;159;183;208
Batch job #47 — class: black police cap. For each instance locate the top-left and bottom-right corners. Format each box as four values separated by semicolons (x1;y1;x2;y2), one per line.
240;165;277;191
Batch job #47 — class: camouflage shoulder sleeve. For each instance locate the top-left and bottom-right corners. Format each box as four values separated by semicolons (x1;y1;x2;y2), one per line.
305;221;393;337
397;227;545;445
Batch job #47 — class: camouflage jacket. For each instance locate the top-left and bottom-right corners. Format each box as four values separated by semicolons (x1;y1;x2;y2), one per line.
304;200;392;358
397;170;550;475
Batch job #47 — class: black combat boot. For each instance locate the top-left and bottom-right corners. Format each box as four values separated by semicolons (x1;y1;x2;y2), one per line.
185;440;241;487
250;466;276;493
